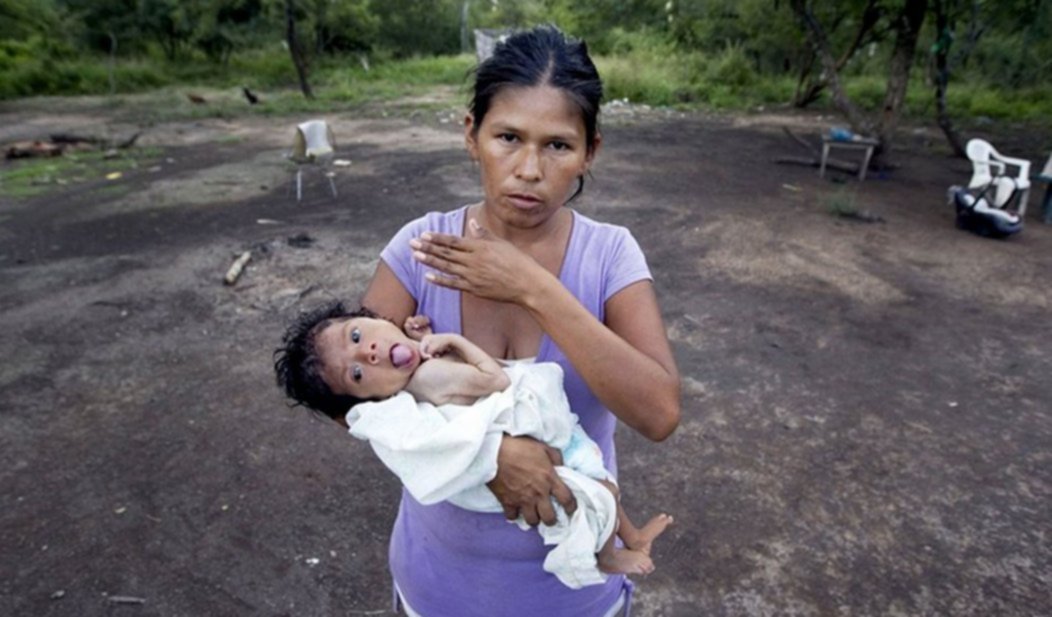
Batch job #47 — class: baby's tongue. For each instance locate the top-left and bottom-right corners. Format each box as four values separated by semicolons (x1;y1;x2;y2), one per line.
390;344;413;368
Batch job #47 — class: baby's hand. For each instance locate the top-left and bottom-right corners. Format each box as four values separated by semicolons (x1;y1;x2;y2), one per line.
404;315;432;341
419;333;458;360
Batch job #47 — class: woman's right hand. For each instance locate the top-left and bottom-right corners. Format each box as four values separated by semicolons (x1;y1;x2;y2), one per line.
409;219;549;305
486;435;577;526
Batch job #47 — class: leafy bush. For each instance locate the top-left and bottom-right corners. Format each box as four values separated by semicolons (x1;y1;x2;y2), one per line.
705;43;756;89
0;56;169;99
843;75;887;112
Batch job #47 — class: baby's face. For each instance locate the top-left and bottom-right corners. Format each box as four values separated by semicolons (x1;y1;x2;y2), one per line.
316;316;422;401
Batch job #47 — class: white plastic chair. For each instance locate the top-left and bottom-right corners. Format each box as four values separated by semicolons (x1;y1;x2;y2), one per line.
289;120;337;202
966;138;1031;216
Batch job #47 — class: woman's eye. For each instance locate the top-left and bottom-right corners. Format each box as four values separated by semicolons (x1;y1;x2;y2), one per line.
352;366;363;382
351;327;361;343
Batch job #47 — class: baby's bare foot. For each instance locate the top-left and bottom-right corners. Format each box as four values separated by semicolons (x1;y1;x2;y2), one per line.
598;548;655;576
622;513;674;554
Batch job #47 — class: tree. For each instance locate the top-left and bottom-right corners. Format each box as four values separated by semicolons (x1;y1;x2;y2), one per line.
59;0;143;55
195;0;266;64
285;0;313;98
930;0;966;157
368;0;460;57
791;0;884;107
139;0;206;60
790;0;929;156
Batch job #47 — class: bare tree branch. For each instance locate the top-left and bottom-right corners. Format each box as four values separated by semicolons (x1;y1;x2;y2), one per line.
789;0;872;133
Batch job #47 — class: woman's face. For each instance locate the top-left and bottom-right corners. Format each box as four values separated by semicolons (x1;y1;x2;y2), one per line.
465;84;599;230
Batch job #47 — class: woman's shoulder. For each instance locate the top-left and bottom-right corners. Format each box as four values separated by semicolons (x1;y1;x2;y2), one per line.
568;209;640;253
396;206;468;236
570;209;635;240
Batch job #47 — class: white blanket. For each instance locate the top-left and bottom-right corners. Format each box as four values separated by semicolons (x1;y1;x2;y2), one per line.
346;362;617;589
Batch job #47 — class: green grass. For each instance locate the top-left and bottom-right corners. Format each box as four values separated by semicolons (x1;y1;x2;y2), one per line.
18;52;477;124
824;189;859;217
0;147;162;199
1;44;1049;127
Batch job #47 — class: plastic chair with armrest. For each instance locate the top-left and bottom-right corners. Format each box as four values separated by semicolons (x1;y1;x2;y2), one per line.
289;120;337;202
966;138;1031;216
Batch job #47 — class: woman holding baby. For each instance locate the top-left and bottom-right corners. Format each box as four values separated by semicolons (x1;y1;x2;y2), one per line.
361;25;681;617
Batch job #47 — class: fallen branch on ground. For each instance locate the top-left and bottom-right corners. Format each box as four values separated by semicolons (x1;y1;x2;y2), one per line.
107;596;146;605
50;131;142;149
223;251;252;286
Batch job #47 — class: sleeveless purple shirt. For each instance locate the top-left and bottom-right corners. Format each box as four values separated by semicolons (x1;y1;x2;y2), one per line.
379;206;652;616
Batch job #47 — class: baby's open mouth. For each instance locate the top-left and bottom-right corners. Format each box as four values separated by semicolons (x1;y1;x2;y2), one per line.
390;343;413;368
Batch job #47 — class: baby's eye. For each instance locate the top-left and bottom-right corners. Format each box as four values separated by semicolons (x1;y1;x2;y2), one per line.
352;366;363;382
351;327;361;343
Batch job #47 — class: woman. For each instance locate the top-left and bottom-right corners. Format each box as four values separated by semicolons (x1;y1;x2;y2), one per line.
362;25;681;616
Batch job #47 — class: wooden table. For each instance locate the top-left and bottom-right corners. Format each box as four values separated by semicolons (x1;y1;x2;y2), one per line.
820;136;880;181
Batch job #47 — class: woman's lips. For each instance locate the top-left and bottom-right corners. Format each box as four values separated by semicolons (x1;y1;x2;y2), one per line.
506;193;542;210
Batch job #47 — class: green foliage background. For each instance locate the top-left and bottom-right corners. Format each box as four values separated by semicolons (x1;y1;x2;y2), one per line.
0;0;1049;122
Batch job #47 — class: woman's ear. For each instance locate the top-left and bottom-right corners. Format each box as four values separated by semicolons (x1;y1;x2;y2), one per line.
464;113;479;162
583;131;602;174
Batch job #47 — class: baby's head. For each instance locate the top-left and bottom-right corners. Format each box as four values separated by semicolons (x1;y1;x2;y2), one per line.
274;301;423;421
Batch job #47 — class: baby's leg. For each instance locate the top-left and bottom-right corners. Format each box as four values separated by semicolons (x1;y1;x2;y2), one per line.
617;506;674;555
597;522;654;575
594;480;672;575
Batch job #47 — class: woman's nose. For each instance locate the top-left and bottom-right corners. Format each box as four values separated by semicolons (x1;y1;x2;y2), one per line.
515;147;541;181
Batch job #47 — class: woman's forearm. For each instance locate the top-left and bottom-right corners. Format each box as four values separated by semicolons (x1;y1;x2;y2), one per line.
521;273;681;441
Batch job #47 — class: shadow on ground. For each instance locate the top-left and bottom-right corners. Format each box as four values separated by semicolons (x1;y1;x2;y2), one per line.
1;96;1050;616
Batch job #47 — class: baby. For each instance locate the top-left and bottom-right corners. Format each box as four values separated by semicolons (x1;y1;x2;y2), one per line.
274;301;672;587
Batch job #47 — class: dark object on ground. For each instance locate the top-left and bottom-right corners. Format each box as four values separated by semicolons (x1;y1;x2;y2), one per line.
51;131;141;150
836;210;885;224
287;233;315;248
949;185;1022;238
187;93;207;104
6;131;143;159
5;141;63;159
243;87;260;105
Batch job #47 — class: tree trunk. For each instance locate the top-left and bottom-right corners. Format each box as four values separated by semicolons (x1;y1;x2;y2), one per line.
789;0;871;133
107;31;117;96
285;0;314;100
932;0;967;158
461;1;471;54
874;0;928;150
791;1;881;109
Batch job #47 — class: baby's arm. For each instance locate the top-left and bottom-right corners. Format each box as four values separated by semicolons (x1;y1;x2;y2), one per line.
407;333;511;405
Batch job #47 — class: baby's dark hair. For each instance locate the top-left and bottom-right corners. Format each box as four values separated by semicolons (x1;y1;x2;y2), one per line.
273;301;378;421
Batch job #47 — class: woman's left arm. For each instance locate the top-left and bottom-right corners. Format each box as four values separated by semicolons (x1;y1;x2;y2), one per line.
526;274;680;441
411;224;680;441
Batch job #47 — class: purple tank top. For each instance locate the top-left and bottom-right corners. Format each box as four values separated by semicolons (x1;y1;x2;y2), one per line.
379;206;652;616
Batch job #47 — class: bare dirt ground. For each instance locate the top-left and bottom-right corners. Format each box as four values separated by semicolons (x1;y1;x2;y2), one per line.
1;91;1050;617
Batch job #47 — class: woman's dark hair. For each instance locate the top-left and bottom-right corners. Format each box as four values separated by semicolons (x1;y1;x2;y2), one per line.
471;24;603;201
273;301;379;421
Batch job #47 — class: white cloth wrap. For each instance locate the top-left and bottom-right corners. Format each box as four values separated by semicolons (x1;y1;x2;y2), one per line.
345;362;617;589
